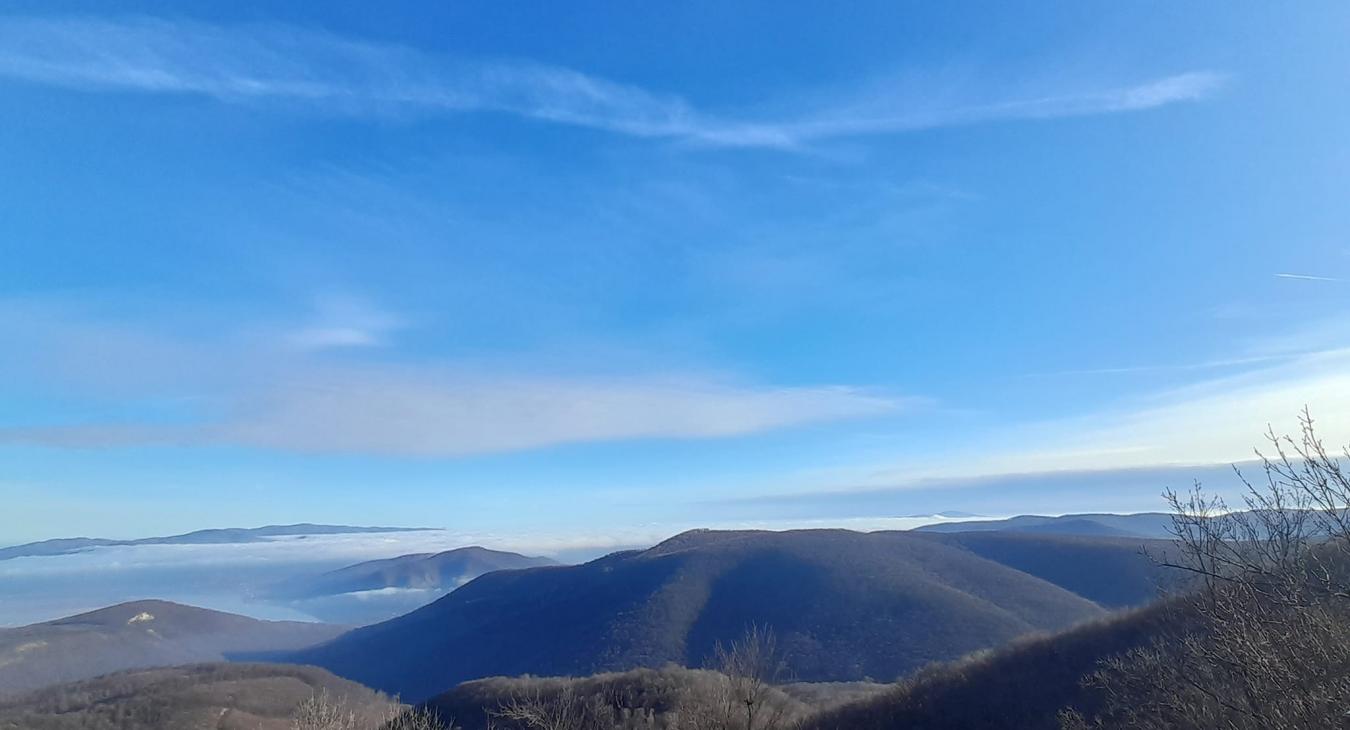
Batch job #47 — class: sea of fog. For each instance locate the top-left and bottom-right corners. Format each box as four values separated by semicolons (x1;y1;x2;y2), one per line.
0;530;475;626
0;516;961;627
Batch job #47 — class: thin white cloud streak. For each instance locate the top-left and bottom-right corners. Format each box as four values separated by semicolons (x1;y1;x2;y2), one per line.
215;373;900;456
0;16;1225;148
1276;273;1345;283
0;305;902;456
0;377;899;456
284;294;405;351
287;326;385;349
1027;351;1350;470
766;71;1225;142
1020;352;1305;377
895;349;1350;486
724;343;1350;512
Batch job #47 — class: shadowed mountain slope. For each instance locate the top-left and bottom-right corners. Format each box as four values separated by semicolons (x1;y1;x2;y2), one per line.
290;528;1113;701
0;663;394;730
919;531;1175;608
0;600;345;697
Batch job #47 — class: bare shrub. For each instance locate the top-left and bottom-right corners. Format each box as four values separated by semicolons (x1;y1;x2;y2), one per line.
492;684;600;730
1063;410;1350;729
292;690;362;730
293;689;449;730
383;705;449;730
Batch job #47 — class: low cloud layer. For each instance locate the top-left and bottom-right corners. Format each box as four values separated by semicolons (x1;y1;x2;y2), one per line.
0;16;1224;148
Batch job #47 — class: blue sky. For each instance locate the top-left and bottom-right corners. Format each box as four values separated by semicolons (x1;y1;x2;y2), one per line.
3;2;1350;544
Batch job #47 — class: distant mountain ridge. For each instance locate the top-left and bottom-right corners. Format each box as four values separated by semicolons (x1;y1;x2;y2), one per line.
914;509;1350;541
276;546;558;599
270;546;560;624
289;528;1135;701
0;524;439;561
914;512;1177;539
0;600;345;697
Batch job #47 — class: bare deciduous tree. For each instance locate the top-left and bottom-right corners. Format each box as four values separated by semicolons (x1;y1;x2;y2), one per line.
674;624;798;730
715;625;789;730
493;684;609;730
1063;410;1350;730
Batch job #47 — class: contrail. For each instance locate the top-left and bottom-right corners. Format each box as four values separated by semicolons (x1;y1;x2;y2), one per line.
1275;273;1344;283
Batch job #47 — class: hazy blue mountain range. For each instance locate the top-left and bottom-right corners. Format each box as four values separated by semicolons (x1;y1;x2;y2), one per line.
914;513;1178;539
0;524;438;561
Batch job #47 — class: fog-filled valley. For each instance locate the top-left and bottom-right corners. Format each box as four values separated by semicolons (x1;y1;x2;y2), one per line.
0;527;502;627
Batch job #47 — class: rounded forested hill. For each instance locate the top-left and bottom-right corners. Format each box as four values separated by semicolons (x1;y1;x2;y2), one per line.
0;662;394;730
0;600;345;697
290;528;1116;701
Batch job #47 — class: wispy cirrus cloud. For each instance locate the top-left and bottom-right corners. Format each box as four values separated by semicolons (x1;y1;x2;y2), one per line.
0;16;1226;148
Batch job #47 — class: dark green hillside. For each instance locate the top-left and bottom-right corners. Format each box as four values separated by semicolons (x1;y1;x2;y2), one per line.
291;529;1109;701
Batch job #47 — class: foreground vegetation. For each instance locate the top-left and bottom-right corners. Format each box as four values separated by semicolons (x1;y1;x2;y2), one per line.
0;664;395;730
1063;411;1350;729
